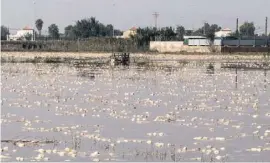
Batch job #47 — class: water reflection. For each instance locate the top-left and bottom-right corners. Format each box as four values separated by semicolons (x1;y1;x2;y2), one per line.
1;60;270;162
206;63;215;75
235;67;238;89
77;71;95;80
73;63;106;80
264;69;267;90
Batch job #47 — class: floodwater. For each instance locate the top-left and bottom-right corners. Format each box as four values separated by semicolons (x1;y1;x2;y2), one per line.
1;61;270;162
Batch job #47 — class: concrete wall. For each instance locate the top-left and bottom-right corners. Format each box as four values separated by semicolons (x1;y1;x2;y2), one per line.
150;41;221;53
150;41;184;52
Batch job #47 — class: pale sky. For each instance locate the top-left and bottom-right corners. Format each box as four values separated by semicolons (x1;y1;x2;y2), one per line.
1;0;269;34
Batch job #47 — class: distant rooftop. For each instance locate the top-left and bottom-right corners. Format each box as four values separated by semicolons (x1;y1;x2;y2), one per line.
184;36;207;39
22;26;34;30
129;27;137;31
221;28;232;31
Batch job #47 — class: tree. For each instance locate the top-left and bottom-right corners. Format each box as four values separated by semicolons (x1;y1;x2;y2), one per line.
72;17;99;38
206;24;221;41
106;24;113;36
159;27;177;41
48;24;60;39
69;17;122;39
192;23;209;36
130;27;157;47
24;33;33;41
35;19;44;36
191;23;221;43
114;29;123;36
176;26;185;41
130;26;178;49
185;30;193;36
193;23;221;37
64;25;75;39
194;24;221;53
209;24;221;33
1;25;9;40
240;22;255;36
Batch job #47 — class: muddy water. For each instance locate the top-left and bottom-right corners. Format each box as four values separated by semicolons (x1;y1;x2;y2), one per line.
1;61;270;162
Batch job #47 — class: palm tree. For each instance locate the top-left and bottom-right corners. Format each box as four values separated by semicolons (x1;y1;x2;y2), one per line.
35;19;44;36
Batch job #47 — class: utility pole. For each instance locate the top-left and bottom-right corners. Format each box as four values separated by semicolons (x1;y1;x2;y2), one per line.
203;21;207;36
153;12;159;29
266;17;269;54
112;2;116;38
265;16;268;36
33;0;36;41
7;26;10;41
236;18;240;46
236;18;239;36
204;22;205;35
153;12;159;41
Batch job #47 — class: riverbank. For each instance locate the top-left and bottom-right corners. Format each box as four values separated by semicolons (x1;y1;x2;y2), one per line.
1;52;270;62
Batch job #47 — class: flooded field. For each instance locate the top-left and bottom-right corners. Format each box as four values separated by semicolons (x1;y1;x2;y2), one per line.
1;60;270;162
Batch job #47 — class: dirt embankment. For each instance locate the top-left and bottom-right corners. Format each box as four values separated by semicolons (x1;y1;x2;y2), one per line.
1;52;270;62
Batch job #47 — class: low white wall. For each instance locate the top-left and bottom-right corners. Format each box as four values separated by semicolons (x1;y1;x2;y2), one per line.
150;41;184;53
150;41;221;53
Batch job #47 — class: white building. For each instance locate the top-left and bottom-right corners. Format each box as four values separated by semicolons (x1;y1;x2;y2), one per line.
122;27;137;39
215;28;232;37
7;26;35;41
183;35;222;46
184;36;207;39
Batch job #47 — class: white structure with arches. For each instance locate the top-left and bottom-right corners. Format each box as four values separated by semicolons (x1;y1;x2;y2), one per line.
7;26;35;41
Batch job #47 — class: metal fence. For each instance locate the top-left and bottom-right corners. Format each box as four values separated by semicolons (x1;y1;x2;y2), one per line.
186;37;270;47
222;39;270;47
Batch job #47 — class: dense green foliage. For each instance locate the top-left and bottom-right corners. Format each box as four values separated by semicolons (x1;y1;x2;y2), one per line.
192;23;221;36
24;33;33;41
1;26;10;40
130;23;222;47
48;24;60;39
35;19;44;36
1;38;143;52
130;27;177;48
64;17;122;39
240;22;255;36
176;26;186;41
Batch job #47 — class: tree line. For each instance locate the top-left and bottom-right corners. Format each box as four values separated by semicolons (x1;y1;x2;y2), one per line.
1;18;269;42
1;17;123;41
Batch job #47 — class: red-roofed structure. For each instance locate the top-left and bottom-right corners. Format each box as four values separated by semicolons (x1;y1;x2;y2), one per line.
130;27;137;31
22;26;34;30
